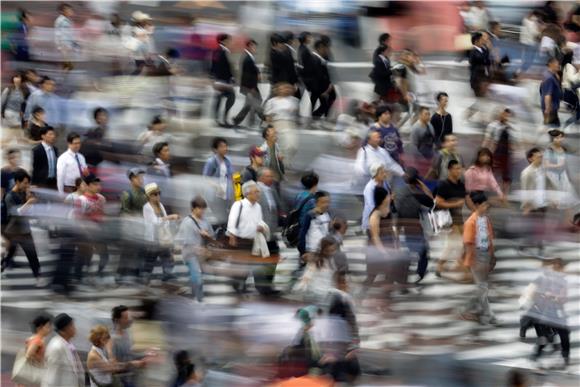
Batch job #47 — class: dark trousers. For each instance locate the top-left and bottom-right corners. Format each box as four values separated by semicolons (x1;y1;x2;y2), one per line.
143;245;174;281
253;240;279;294
214;88;236;123
543;111;560;127
76;240;109;280
533;322;570;360
117;243;143;278
133;60;146;75
233;88;264;126
310;88;336;118
52;231;76;294
405;235;429;279
1;233;40;277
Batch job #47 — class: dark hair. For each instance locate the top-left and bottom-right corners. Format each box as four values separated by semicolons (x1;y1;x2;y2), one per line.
489;20;500;30
6;148;20;158
40;76;53;85
30;314;51;333
211;137;227;150
153;142;169;157
191;196;207;210
112;305;129;323
18;9;29;22
378;33;391;45
546;56;559;66
473;147;493;168
282;31;294;44
314;190;330;202
262;125;274;139
418;106;429;114
13;169;30;183
373;186;389;210
74;177;84;189
331;217;347;232
314;40;326;50
375;105;392;119
93;107;108;121
270;33;283;46
32;106;45;116
443;133;456;143
298;31;311;44
58;3;72;13
526;147;542;162
246;39;257;48
66;132;81;143
317;236;338;262
166;48;180;59
436;91;448;102
447;159;460;170
320;34;331;46
470;191;488;205
182;363;196;381
217;33;230;44
471;32;483;45
39;126;55;137
151;115;164;126
300;171;319;189
174;350;191;368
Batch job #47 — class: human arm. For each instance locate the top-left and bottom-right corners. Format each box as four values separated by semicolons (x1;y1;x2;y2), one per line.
368;212;386;252
354;147;367;176
56;155;65;194
382;149;405;177
297;212;313;255
87;348;119;374
226;201;241;246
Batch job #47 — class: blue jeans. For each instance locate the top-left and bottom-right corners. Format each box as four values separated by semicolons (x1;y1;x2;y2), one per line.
186;258;204;301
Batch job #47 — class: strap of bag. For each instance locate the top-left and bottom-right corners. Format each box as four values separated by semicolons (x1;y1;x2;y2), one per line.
295;194;313;214
235;200;244;229
1;87;12;117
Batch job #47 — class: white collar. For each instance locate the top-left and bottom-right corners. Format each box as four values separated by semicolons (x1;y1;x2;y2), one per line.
379;54;389;61
67;148;78;156
285;44;296;54
220;44;230;53
312;51;326;64
473;45;483;53
245;49;255;62
155;157;168;166
41;141;52;150
242;198;257;207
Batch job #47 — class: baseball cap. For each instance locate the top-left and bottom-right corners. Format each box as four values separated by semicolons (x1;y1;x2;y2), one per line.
127;167;146;179
249;145;265;158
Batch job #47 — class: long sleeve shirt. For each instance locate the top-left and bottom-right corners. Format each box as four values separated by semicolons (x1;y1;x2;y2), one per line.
464;165;503;197
227;198;263;239
54;15;76;51
354;144;404;180
24;90;61;126
56;149;87;193
143;202;168;242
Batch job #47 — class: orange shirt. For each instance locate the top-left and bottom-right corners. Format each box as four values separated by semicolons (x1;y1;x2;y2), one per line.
25;335;45;364
463;211;494;267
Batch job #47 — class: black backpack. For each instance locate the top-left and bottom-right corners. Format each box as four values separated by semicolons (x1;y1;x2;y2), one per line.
282;195;312;248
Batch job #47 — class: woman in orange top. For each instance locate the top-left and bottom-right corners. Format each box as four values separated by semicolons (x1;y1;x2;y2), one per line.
25;314;52;366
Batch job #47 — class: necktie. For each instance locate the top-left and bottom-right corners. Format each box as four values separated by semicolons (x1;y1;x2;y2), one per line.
74;153;83;176
47;147;55;178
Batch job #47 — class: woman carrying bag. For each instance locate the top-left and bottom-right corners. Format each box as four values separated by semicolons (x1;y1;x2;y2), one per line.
12;315;52;386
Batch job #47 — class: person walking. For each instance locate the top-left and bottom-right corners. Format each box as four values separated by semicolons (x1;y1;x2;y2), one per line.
298;191;331;259
259;125;285;184
460;192;499;325
43;313;84;387
354;130;404;188
482;108;516;194
232;39;264;128
241;145;265;184
464;148;505;201
31;127;58;189
430;92;453;149
23;314;52;372
87;325;119;387
309;39;336;119
361;163;390;232
210;33;235;127
410;106;436;174
110;305;145;387
23;77;60;128
202;137;234;225
56;132;88;194
54;3;78;68
544;129;579;214
369;105;403;164
426;134;464;182
1;73;29;129
540;57;562;127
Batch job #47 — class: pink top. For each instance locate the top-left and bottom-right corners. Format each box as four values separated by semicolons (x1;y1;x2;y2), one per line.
464;165;503;197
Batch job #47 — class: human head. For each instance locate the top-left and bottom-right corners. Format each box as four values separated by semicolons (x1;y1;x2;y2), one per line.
67;132;82;153
489;20;501;36
270;33;284;49
19;9;31;24
246;39;257;55
282;31;295;46
257;167;274;187
262;125;277;143
153;142;170;162
112;305;131;329
242;180;260;203
191;196;208;217
442;134;458;151
314;190;330;212
212;137;228;158
499;108;512;123
13;169;31;191
32;106;46;122
298;31;312;45
127;167;145;187
30;314;52;336
276;82;294;97
367;130;382;148
300;171;319;191
174;350;191;369
24;69;40;84
5;149;21;168
145;182;161;203
40;126;56;145
548;129;564;145
53;313;76;339
547;56;561;72
150;115;166;132
373;186;390;213
74;177;87;193
318;236;338;258
447;159;462;180
331;216;347;236
404;167;420;186
471;31;483;46
526;147;543;166
59;3;73;17
506;369;527;387
40;76;55;93
378;32;391;46
94;107;108;126
418;106;430;123
11;73;22;88
314;39;328;57
89;325;111;348
376;105;392;125
470;191;489;214
436;92;449;110
249;145;265;167
217;33;231;48
370;162;387;182
474;148;493;168
84;175;101;194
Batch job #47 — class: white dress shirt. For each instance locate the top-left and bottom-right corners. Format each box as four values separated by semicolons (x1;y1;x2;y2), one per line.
354;144;404;179
227;198;263;239
42;141;57;178
57;149;87;193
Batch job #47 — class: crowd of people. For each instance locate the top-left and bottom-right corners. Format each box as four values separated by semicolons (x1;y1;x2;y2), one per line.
2;1;580;386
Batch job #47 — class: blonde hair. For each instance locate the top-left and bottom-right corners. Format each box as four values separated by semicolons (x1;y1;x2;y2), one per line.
89;325;110;347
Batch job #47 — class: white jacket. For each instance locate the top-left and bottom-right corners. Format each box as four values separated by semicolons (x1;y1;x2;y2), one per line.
42;335;84;387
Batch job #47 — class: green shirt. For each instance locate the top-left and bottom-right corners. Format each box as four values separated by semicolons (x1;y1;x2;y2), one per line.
120;187;148;215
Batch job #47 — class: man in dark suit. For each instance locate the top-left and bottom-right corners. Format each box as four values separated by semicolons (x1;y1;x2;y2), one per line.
298;31;314;97
31;126;58;189
310;40;336;119
372;32;391;63
233;39;264;128
469;31;491;98
369;44;396;101
269;32;299;98
210;33;235;128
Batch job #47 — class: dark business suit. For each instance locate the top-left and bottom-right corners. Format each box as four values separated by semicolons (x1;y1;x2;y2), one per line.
270;46;300;98
31;143;58;189
210;45;236;123
233;51;264;126
299;44;315;91
469;46;490;97
369;54;394;98
309;52;336;118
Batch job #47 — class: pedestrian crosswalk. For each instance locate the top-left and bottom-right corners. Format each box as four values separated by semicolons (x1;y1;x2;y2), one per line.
1;223;580;374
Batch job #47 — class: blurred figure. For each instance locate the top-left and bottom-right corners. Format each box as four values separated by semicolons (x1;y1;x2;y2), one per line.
369;105;403;164
426;134;464;181
396;49;426;124
81;107;109;169
264;82;299;165
269;32;300;99
210;33;235;127
111;305;146;387
56;132;88;194
2;169;46;287
232;39;264;129
540;57;562;127
521;148;548;215
23;69;41;93
298;191;331;258
541;1;561;25
370;44;397;103
460;192;498;325
23;77;60;128
175;196;215;302
27;106;49;144
328;217;349;275
10;9;32;61
410;106;436;172
520;10;543;73
129;11;155;75
354;130;404;189
149;142;172;178
54;3;78;69
24;314;52;371
464;148;504;201
142;182;179;284
361;163;390;232
561;51;580;125
138;115;173;156
1;73;29;129
372;33;391;63
482;108;516;194
43;313;84;387
259;125;285;184
309;39;336;120
179;363;203;387
64;177;86;210
31;127;58;189
278;306;321;378
172;350;192;387
295;236;339;302
241;145;265;184
298;31;314;99
430;92;453;149
506;369;528;387
203;137;234;218
87;325;118;386
1;149;21;198
466;32;491;122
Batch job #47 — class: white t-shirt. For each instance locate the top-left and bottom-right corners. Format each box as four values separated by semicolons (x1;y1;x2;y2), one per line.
218;159;227;200
264;96;299;122
476;216;489;251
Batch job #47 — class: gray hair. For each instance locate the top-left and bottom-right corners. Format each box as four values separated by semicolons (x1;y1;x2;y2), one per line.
256;167;273;180
241;180;259;196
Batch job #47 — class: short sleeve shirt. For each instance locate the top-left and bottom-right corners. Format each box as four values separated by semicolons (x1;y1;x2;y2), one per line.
435;179;466;225
540;71;561;112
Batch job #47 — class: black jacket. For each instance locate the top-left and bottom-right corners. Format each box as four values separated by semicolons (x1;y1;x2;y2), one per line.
310;53;331;94
298;44;315;89
369;54;393;96
240;52;259;90
31;143;58;185
270;47;298;85
210;46;233;82
469;46;490;85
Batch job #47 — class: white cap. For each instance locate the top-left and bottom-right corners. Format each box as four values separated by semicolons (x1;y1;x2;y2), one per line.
132;11;152;22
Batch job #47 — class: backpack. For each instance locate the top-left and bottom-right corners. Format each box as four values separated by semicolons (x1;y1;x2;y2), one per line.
232;171;243;201
282;195;313;248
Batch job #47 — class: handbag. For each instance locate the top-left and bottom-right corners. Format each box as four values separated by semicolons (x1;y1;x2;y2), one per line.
11;349;44;385
421;204;453;236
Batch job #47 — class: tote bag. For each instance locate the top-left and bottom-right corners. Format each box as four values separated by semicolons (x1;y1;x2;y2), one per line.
11;349;44;385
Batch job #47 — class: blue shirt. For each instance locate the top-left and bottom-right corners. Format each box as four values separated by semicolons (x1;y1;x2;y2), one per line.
368;122;403;163
294;191;315;228
540;70;561;112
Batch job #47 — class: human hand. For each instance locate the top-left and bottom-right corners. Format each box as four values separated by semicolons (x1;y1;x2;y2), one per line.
257;225;264;233
229;235;237;247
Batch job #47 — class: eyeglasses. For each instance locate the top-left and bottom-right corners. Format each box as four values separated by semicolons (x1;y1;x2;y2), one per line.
150;192;160;196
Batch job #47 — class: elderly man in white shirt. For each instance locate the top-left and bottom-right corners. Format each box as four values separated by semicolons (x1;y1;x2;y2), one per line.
354;129;404;190
362;163;391;232
56;132;88;194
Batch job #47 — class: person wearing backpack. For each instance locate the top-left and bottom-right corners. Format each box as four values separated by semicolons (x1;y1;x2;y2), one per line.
298;191;331;261
241;146;265;184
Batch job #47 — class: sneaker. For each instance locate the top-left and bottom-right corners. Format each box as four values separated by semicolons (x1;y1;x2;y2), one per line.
35;277;49;288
